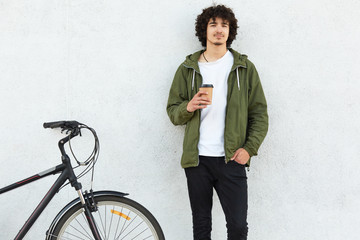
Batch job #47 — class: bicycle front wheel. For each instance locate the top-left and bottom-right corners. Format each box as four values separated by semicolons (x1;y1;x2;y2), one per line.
48;195;165;240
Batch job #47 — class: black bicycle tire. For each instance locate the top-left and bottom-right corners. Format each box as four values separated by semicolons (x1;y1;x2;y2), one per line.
48;195;165;240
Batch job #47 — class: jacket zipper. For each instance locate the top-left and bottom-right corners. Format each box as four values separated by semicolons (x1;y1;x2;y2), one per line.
186;66;202;167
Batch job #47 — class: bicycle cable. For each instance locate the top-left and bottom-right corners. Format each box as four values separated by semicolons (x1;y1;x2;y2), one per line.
59;124;100;191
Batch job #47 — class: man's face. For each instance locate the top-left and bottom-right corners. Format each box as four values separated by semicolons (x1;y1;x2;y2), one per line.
206;17;230;47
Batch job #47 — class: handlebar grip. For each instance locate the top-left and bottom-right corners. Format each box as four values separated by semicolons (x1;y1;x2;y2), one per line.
43;121;66;129
43;121;82;129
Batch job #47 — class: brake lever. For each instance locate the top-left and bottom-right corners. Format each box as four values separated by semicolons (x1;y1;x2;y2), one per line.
60;127;74;135
60;124;81;137
70;127;82;137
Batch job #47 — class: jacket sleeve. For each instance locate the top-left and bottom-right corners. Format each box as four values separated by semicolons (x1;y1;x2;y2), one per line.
243;64;269;157
166;65;195;125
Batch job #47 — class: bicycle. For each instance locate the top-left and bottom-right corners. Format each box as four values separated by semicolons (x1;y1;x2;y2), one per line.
0;121;165;240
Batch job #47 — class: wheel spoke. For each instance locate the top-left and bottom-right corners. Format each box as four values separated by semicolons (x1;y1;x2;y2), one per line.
142;235;154;240
63;230;88;240
116;210;132;239
113;206;123;238
104;205;107;239
120;221;145;239
74;216;94;239
106;206;115;239
130;228;149;239
97;208;107;239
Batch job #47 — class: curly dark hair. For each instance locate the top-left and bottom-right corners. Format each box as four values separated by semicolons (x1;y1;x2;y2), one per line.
195;5;238;48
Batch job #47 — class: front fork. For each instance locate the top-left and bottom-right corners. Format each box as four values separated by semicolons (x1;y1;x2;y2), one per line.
63;153;102;240
76;189;102;240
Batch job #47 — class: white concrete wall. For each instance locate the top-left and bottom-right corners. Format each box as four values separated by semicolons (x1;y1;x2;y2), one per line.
0;0;359;239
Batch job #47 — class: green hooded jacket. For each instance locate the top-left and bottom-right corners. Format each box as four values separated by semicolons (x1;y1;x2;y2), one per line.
167;48;268;168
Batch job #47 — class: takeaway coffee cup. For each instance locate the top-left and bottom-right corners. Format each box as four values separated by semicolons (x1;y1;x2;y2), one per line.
199;84;214;105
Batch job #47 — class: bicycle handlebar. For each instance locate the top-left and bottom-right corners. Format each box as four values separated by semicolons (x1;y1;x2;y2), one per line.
43;121;82;129
43;120;99;168
44;120;86;158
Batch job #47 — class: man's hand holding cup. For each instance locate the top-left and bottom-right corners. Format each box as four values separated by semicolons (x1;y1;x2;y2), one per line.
187;84;214;113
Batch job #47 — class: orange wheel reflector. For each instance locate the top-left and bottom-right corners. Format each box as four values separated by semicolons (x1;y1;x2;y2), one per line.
110;209;131;220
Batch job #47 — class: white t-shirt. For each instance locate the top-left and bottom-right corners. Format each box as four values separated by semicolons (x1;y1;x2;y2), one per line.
198;50;234;156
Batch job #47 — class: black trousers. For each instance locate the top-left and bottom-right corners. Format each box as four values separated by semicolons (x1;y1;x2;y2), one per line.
185;156;248;240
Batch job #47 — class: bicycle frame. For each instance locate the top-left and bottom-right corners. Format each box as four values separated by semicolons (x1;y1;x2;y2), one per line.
1;163;71;239
0;133;102;240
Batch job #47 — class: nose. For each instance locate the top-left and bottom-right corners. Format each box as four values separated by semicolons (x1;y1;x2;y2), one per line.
216;25;223;33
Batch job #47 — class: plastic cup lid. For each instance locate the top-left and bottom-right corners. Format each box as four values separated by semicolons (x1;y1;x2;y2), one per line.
200;84;214;88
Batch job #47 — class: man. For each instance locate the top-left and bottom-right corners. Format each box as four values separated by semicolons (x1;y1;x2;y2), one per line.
166;5;268;240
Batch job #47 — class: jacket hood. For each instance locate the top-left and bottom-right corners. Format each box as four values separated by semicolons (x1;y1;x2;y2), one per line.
182;48;248;73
